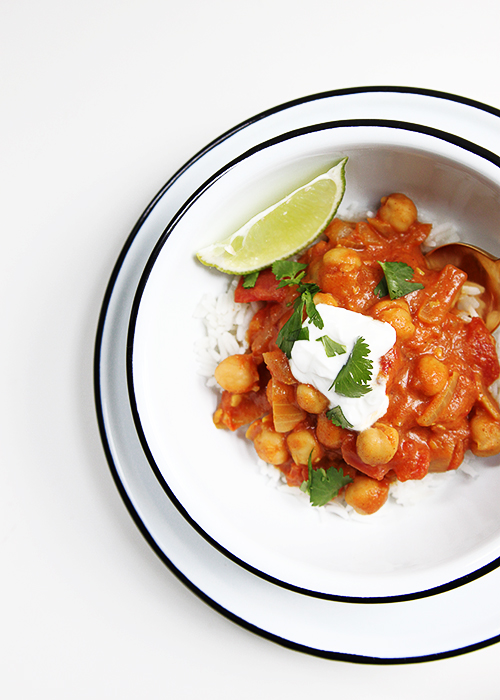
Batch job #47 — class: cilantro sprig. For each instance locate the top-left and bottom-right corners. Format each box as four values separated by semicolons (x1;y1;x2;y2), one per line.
300;284;323;328
273;261;324;358
316;335;346;358
300;452;353;507
272;260;307;288
276;285;322;358
242;260;309;290
330;336;373;397
374;261;424;299
326;405;353;429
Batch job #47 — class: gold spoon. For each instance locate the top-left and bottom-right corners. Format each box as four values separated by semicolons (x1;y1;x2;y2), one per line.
425;242;500;332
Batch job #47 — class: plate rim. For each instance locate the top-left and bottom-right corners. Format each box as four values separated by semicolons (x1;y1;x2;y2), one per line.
94;85;500;662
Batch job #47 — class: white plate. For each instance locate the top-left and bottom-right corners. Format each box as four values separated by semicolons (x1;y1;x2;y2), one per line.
96;87;500;661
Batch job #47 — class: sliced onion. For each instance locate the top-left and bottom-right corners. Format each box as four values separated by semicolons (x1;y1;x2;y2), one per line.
272;379;305;433
417;371;459;427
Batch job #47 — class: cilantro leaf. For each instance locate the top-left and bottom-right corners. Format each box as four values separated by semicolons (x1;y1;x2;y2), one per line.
299;281;321;297
272;260;307;279
276;283;323;358
272;260;307;288
301;285;324;330
316;335;346;358
301;452;353;507
276;296;306;358
309;467;353;507
373;276;388;298
330;336;373;397
242;271;259;288
326;405;353;429
374;261;424;299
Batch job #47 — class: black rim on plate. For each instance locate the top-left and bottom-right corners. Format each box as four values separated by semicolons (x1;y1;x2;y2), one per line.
95;86;500;662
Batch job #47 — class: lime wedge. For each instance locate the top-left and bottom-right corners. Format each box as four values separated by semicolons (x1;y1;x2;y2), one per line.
196;157;348;274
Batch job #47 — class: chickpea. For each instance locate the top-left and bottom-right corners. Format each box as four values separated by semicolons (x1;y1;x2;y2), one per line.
286;429;323;465
253;426;290;465
344;475;390;515
414;354;449;396
296;384;329;414
371;298;415;340
322;247;362;272
378;193;418;232
306;258;321;286
324;218;356;244
246;414;270;441
356;423;399;466
214;353;259;394
316;411;345;449
470;410;500;457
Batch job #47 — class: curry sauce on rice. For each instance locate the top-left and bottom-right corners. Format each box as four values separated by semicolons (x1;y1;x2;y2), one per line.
205;194;500;515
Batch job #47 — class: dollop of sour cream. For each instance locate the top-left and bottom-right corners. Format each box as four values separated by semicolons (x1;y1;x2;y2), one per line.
289;304;396;432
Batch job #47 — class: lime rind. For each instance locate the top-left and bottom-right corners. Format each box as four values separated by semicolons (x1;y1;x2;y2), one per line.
196;157;348;275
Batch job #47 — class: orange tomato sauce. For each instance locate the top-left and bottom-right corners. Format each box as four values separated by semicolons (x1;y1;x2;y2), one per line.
212;194;500;514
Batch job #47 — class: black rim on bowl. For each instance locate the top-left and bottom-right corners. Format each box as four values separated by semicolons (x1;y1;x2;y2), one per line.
126;117;500;604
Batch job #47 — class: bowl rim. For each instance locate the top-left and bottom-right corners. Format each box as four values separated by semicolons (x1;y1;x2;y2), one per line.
126;116;500;604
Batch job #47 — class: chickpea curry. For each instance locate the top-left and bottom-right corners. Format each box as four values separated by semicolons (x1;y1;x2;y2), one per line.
212;194;500;515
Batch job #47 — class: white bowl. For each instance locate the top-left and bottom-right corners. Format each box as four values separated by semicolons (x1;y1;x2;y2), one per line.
129;121;500;600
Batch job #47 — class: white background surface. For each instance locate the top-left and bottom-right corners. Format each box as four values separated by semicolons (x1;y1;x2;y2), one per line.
3;1;500;697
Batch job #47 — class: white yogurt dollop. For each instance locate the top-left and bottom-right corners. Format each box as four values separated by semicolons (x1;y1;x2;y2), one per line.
289;304;396;432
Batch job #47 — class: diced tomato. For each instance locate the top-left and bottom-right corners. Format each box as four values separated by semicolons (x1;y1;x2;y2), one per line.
341;431;430;482
466;316;500;386
279;460;308;488
215;387;270;431
341;433;390;480
389;434;430;481
234;269;289;303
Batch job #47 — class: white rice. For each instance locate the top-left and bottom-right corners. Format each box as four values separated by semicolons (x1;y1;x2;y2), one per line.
420;220;461;252
194;213;497;516
193;279;262;389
